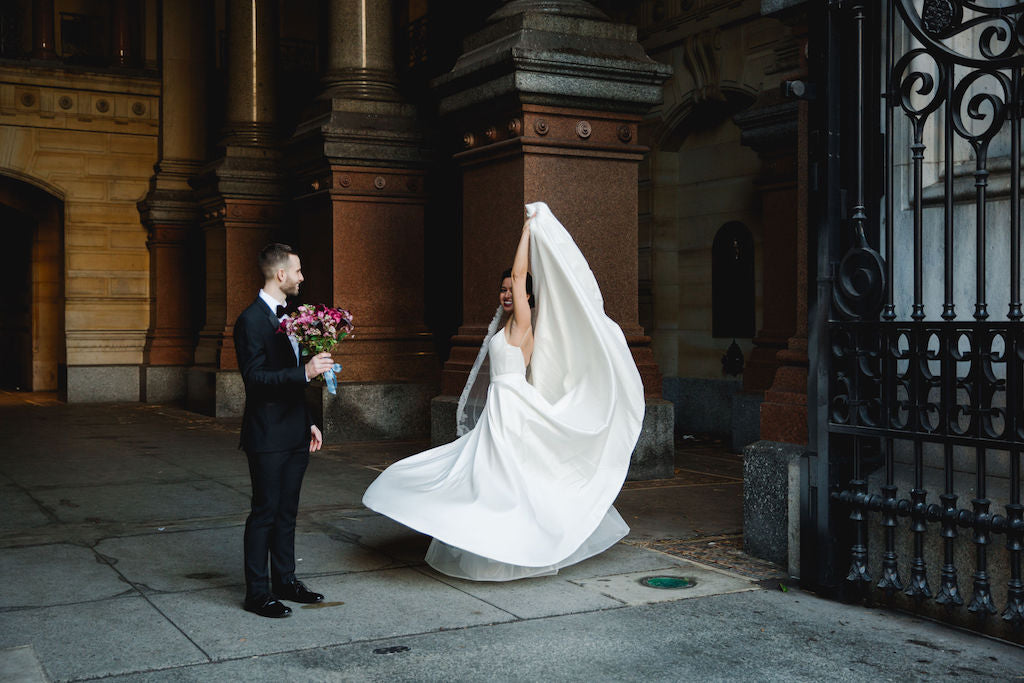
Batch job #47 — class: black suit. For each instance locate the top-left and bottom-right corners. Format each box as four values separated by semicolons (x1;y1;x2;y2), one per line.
233;296;312;602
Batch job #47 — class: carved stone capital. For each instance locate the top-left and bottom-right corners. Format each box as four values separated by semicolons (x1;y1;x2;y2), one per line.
434;2;671;117
733;94;799;160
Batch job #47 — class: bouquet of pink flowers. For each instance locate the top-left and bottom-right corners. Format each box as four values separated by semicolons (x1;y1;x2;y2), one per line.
277;304;353;394
277;304;354;356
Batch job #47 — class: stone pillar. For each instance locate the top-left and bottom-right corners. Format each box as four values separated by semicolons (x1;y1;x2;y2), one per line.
732;94;800;449
31;0;57;60
740;2;810;575
188;0;284;416
758;96;809;446
221;0;278;145
320;0;400;101
286;0;437;441
733;54;810;447
138;0;207;403
430;0;675;479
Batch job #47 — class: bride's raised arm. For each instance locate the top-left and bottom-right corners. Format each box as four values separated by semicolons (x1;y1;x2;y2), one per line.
508;219;533;347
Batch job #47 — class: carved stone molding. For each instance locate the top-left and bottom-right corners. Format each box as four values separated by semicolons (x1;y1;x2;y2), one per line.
681;29;726;107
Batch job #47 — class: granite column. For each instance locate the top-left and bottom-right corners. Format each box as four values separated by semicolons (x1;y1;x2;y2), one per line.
188;0;284;416
138;0;207;402
285;0;437;440
431;0;674;478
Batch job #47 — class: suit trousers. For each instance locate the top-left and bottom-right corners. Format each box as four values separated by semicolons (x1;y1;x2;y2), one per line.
243;445;309;601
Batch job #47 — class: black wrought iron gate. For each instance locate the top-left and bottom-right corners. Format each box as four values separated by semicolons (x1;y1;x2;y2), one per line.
806;0;1024;639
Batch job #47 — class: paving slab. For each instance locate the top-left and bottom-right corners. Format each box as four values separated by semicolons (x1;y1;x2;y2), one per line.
615;480;743;540
94;526;400;594
97;589;1023;683
0;645;47;683
424;568;626;619
147;567;515;660
31;480;249;525
0;596;208;682
0;486;52;535
321;515;431;566
0;543;132;608
569;563;757;606
419;543;705;620
293;527;405;576
553;541;695;580
149;449;250;481
297;458;383;508
0;453;199;490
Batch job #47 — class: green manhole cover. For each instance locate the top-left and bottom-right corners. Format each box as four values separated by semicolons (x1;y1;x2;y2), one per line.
640;575;697;590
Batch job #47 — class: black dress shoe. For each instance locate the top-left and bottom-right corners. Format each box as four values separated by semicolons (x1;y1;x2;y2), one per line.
274;580;324;604
244;597;292;618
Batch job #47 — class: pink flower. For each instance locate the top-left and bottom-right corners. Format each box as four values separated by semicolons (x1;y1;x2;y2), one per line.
276;302;355;355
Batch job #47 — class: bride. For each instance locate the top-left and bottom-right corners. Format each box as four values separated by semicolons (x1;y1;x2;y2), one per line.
362;202;644;581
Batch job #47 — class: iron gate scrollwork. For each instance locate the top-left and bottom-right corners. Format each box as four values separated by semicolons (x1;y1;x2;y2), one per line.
808;0;1024;637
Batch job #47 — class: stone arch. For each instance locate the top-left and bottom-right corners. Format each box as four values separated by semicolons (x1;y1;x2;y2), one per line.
654;84;759;151
648;27;762;151
0;173;65;391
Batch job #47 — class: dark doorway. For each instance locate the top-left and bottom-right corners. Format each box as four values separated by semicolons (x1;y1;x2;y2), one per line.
0;205;32;389
0;176;65;392
711;221;755;340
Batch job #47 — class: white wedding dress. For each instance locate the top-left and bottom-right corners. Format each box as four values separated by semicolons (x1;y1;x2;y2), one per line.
362;202;644;581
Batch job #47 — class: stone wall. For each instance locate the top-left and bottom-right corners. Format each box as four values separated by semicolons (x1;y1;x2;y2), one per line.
0;65;159;400
639;2;799;438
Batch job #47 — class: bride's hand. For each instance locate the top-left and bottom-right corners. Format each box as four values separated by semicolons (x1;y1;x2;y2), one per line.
522;220;531;237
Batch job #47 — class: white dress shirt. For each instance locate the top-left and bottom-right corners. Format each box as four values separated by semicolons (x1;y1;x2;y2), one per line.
258;289;303;372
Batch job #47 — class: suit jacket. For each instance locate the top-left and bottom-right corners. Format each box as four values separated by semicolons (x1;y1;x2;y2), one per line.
233;297;311;453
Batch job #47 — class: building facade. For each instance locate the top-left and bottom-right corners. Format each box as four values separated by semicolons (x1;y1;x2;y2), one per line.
2;0;805;460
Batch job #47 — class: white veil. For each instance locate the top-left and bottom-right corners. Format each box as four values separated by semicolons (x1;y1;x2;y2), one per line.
455;306;504;437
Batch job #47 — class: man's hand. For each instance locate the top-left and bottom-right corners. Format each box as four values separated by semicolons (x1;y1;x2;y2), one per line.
309;424;323;453
304;352;334;379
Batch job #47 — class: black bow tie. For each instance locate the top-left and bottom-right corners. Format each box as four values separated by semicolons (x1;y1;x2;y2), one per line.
275;305;287;318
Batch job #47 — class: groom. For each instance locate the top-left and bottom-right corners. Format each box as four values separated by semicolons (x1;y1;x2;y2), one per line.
233;242;335;618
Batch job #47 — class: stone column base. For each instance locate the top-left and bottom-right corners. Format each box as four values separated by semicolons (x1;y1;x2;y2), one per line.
186;366;244;417
308;382;435;441
631;398;674;481
59;365;141;403
140;365;188;404
742;439;803;577
430;395;674;481
430;395;460;447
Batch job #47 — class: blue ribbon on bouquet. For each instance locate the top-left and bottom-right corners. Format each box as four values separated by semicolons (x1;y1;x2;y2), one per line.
324;363;343;395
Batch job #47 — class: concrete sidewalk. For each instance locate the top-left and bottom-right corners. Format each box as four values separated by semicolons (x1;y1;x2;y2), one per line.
0;392;1020;682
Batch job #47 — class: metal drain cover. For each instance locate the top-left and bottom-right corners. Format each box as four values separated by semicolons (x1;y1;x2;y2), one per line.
639;575;697;590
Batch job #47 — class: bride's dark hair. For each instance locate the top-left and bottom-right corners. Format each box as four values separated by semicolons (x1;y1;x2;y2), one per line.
501;268;535;308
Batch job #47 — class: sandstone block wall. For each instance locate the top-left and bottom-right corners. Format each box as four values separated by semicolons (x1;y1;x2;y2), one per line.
0;65;159;397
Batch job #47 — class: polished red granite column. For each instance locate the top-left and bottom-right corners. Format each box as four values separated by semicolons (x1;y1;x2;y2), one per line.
431;1;674;477
442;107;661;398
284;0;438;439
759;98;809;445
138;0;207;402
188;0;284;415
733;23;810;446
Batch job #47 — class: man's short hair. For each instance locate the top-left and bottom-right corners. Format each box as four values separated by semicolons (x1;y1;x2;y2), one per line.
259;243;295;280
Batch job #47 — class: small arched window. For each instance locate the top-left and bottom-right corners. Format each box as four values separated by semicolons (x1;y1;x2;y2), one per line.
712;221;755;340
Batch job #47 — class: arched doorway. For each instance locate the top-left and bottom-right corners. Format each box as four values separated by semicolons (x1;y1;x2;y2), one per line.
0;175;64;392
